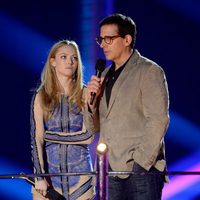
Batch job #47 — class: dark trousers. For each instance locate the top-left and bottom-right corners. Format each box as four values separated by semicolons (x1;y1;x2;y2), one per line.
108;163;164;200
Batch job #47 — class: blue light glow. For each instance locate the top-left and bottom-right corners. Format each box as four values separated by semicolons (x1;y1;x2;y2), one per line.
0;157;32;199
0;11;52;72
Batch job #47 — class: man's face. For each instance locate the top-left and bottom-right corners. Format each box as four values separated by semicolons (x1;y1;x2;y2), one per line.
99;24;127;63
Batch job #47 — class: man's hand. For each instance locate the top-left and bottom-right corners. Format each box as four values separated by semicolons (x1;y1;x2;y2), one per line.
87;75;104;110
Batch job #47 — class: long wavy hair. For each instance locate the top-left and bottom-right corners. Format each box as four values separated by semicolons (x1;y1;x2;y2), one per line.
37;40;84;121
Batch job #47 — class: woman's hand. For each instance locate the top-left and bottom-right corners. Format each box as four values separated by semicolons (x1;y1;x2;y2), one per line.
35;179;48;197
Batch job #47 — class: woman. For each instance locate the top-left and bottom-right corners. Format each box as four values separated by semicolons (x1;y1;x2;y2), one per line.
30;40;96;200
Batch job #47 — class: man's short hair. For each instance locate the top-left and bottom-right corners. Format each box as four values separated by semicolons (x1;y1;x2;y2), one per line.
99;13;137;47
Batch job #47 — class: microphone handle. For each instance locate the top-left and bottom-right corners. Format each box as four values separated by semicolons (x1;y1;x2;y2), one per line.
90;92;96;105
90;70;101;105
96;70;102;78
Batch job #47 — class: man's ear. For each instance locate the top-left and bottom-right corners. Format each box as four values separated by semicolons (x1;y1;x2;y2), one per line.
50;58;56;67
124;34;132;46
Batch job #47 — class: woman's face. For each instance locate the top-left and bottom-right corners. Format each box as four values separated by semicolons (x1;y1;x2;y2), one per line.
51;45;78;78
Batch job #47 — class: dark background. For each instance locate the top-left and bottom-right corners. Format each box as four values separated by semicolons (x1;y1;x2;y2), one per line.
0;0;200;199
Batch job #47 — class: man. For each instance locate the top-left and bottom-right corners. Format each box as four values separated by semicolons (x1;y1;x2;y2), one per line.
85;13;169;200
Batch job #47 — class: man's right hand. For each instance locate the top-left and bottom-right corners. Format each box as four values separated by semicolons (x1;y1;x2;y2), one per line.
86;75;104;110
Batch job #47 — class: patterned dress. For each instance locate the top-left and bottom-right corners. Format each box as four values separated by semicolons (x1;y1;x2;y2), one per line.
31;93;95;200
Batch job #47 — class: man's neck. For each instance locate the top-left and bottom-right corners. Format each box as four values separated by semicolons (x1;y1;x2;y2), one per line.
115;48;133;70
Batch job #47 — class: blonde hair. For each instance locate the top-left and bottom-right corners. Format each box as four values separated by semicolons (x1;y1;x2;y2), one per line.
38;40;84;120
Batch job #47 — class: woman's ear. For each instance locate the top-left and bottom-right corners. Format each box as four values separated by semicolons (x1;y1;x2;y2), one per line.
50;58;56;67
124;34;132;46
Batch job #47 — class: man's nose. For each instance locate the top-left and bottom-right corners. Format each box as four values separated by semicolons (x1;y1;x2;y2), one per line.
100;40;106;48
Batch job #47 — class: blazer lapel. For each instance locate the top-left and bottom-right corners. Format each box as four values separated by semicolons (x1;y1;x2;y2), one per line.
105;51;140;118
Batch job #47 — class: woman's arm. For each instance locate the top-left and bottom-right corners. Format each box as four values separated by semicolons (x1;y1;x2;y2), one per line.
31;92;45;175
30;92;48;197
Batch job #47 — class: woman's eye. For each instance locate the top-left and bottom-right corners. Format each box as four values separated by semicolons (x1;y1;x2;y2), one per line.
61;55;67;59
71;56;78;62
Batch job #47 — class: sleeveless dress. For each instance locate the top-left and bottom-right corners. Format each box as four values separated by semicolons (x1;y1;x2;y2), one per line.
31;94;95;200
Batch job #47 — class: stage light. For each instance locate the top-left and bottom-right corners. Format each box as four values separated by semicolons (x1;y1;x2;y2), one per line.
96;143;108;155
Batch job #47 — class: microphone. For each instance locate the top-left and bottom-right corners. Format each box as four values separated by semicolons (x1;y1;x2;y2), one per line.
90;59;106;105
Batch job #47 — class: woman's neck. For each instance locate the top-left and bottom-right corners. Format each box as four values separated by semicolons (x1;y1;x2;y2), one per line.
57;75;73;96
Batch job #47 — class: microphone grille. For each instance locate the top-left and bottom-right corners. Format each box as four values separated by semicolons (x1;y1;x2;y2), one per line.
95;59;106;72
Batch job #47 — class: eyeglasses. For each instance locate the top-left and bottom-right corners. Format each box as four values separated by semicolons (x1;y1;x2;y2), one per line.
95;35;122;45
